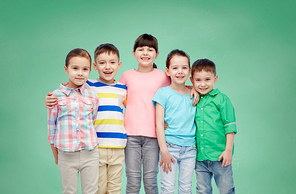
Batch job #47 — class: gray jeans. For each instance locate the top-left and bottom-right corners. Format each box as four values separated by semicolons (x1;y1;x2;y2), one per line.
125;136;159;194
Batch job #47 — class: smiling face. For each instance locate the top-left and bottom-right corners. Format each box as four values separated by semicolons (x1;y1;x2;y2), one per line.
64;56;91;89
166;55;190;86
133;46;159;71
190;70;218;95
93;52;121;83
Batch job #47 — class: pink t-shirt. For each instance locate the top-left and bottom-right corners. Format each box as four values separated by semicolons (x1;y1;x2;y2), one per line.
119;69;170;137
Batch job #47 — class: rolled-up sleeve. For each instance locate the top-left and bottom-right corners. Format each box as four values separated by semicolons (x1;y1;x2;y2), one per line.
220;96;237;134
47;96;58;144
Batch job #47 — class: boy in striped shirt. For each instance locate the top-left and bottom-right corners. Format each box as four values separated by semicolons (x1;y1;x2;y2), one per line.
46;44;126;194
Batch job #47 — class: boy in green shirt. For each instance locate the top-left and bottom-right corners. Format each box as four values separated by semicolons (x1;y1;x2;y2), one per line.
190;59;237;194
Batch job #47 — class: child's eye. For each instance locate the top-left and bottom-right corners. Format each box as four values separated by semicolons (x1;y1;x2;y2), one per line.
73;67;78;70
183;67;188;69
99;62;105;65
84;68;89;71
206;79;210;81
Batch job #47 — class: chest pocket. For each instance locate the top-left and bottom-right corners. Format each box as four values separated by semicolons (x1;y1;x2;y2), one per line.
82;99;93;113
58;99;70;114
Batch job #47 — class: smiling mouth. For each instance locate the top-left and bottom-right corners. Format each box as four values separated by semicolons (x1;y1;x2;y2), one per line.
141;57;150;61
104;71;113;75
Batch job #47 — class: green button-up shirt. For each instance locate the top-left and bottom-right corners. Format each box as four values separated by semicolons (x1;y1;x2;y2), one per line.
195;89;237;161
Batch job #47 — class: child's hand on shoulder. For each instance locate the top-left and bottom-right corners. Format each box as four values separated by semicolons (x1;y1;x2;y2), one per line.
160;151;175;174
45;92;58;109
189;88;200;106
218;150;232;167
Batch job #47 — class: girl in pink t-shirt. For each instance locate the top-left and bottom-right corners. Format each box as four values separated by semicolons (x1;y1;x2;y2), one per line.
119;34;170;193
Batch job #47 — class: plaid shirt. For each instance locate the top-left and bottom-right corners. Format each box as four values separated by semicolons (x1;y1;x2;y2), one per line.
47;83;99;152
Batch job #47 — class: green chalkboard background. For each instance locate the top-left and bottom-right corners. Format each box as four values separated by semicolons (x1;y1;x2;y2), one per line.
1;0;295;193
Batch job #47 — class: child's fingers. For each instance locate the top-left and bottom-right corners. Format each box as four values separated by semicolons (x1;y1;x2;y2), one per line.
171;158;175;163
162;163;167;173
218;154;223;161
47;92;53;96
193;96;199;106
221;159;230;167
164;164;169;173
190;91;193;99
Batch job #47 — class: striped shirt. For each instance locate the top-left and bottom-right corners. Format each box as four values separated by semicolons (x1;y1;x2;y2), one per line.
47;83;99;152
86;79;127;148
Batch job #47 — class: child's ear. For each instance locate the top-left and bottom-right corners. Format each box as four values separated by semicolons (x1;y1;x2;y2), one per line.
165;67;170;76
214;75;218;84
64;66;68;74
117;61;122;70
190;77;194;85
132;51;136;58
93;62;97;71
155;51;159;59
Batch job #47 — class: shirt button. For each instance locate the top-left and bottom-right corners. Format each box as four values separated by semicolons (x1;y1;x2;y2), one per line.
201;148;204;150
201;108;203;110
201;121;203;123
201;134;203;137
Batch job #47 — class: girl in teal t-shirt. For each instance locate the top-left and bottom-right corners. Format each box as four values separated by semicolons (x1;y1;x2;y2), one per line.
152;49;196;194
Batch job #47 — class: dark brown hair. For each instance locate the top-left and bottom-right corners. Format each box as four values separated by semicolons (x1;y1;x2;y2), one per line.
133;33;158;52
94;43;120;62
65;48;91;67
191;58;216;77
166;49;190;68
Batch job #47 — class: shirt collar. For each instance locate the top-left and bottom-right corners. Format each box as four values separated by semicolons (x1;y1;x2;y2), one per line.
201;88;220;97
59;82;85;95
208;88;220;96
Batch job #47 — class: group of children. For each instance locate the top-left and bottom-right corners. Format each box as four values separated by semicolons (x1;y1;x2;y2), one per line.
46;33;237;194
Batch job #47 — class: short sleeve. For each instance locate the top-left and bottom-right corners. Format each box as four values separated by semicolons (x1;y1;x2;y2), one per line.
152;88;166;108
119;72;127;85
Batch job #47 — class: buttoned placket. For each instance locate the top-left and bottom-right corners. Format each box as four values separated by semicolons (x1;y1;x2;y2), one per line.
74;89;81;150
198;95;208;156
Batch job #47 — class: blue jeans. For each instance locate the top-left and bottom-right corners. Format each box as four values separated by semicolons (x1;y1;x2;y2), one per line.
160;142;197;194
195;160;235;194
125;136;159;194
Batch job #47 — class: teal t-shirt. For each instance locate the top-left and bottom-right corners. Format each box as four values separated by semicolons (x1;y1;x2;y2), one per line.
152;86;196;146
195;89;237;161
